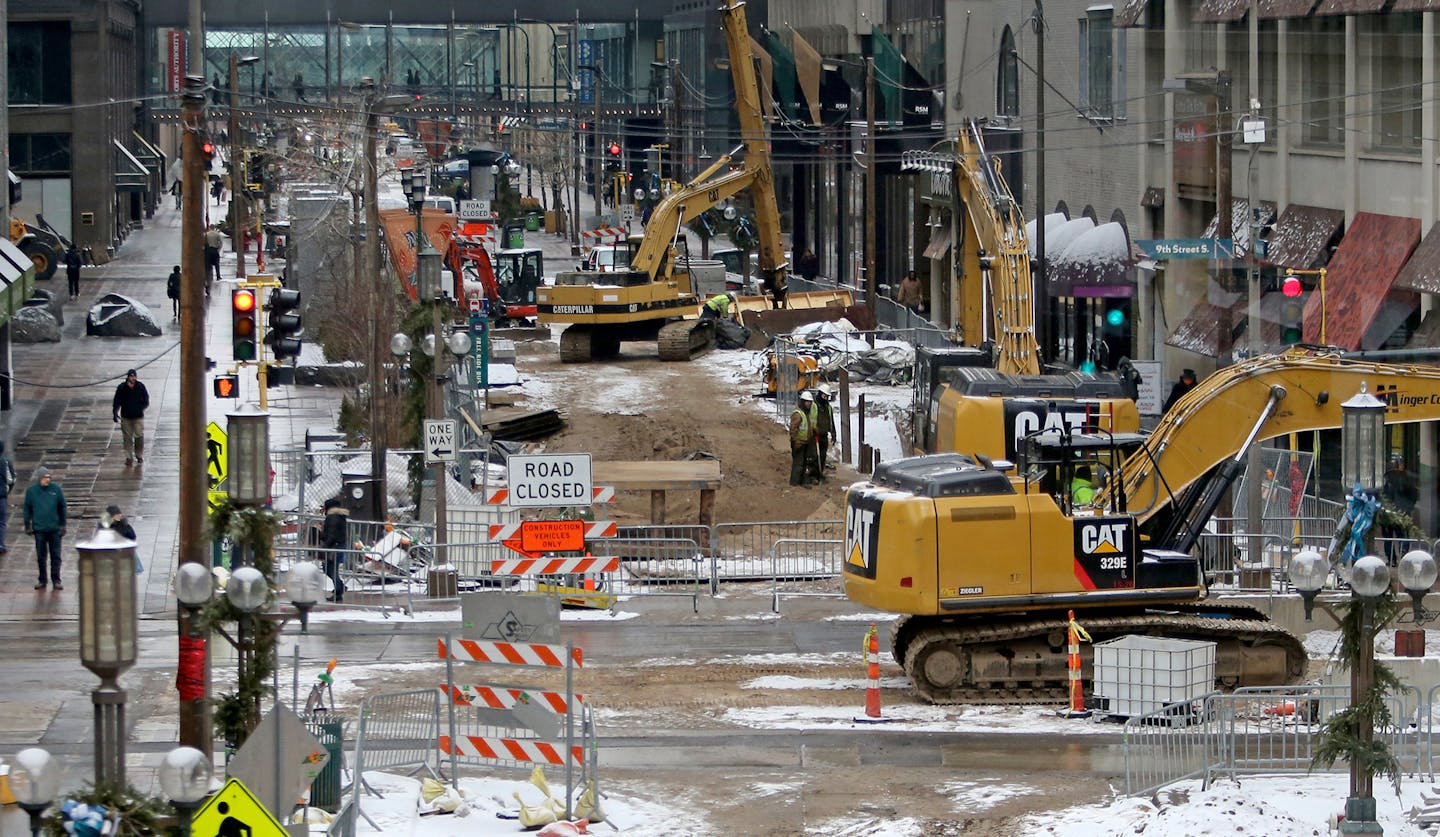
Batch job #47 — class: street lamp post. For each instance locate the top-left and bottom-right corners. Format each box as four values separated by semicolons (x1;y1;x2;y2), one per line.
9;747;61;837
76;526;140;788
158;746;213;837
225;565;269;737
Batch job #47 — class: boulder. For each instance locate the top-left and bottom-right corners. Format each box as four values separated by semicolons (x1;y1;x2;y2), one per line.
26;288;63;326
11;305;61;343
86;293;162;337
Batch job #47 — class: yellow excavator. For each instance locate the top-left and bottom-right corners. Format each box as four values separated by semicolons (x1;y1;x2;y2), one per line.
845;347;1440;703
538;0;803;362
908;122;1139;461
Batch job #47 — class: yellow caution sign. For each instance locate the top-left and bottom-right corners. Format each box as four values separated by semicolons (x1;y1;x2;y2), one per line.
190;777;288;837
206;421;228;489
207;490;229;514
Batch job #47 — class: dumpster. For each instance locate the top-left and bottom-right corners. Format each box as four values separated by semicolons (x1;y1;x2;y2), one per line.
307;714;345;812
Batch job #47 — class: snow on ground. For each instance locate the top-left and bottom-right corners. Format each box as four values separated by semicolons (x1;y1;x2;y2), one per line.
1022;774;1433;836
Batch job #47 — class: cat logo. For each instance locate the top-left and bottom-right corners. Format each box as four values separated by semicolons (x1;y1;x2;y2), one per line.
844;495;881;579
1080;522;1129;555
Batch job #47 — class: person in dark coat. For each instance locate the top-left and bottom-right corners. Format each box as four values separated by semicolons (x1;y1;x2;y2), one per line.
23;467;67;590
166;265;181;319
1162;368;1198;413
320;496;351;602
813;386;838;479
64;247;83;301
112;368;151;466
0;440;15;555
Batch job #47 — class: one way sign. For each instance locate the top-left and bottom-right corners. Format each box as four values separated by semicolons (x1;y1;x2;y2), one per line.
425;419;457;463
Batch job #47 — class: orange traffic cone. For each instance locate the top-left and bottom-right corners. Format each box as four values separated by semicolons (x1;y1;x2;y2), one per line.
855;623;893;723
1061;610;1093;719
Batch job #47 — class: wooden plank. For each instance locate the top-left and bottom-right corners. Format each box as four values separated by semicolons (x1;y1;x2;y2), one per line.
593;460;722;490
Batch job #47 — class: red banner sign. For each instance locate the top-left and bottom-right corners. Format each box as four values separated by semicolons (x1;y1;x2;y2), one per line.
167;31;186;93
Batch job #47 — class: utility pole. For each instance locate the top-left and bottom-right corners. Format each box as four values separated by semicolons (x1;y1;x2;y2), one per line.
363;81;389;520
864;56;877;306
177;0;212;755
1032;1;1049;360
1243;102;1266;568
229;56;247;278
593;74;602;220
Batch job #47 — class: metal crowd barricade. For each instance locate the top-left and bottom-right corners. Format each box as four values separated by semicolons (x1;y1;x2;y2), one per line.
1124;684;1422;797
712;521;843;594
273;545;416;615
607;537;707;610
770;538;845;612
1121;691;1225;796
351;689;446;827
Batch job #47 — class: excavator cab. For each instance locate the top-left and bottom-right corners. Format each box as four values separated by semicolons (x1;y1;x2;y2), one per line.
1019;431;1147;517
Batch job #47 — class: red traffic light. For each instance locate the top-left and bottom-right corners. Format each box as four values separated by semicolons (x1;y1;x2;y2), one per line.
608;142;621;156
1281;275;1303;298
233;288;256;312
202;142;215;155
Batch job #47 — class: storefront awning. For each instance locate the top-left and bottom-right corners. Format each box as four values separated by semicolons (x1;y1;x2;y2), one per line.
130;131;163;170
1047;221;1134;297
113;139;149;193
1113;0;1152;27
1313;0;1386;14
1140;187;1165;209
1194;0;1250;23
0;238;38;324
922;225;952;260
1262;204;1344;270
1394;221;1440;294
1202;198;1277;259
1166;293;1287;358
1393;0;1440;10
1258;0;1322;16
1304;211;1420;350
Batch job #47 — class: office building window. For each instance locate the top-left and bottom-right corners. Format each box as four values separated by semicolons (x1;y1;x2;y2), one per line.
8;22;72;105
998;26;1019;118
1301;18;1344;147
10;133;72;174
1079;8;1125;120
1372;14;1421;153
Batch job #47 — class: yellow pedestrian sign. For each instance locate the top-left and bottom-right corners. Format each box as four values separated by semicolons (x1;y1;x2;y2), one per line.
206;421;228;489
190;777;288;837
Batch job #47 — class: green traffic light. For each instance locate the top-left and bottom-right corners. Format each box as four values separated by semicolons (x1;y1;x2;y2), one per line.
234;341;257;361
1106;308;1126;327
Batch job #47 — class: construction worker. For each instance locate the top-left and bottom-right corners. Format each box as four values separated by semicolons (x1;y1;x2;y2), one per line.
700;291;738;323
1071;465;1097;506
813;385;837;479
789;391;819;486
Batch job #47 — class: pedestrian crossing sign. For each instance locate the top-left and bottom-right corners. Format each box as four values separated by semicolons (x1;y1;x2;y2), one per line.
189;777;288;837
206;421;228;488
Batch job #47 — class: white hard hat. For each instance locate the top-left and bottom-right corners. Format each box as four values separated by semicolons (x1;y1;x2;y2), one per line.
798;390;814;402
727;291;737;302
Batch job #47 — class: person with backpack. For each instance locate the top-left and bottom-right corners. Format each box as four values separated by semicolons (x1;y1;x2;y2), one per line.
166;265;181;319
0;440;15;554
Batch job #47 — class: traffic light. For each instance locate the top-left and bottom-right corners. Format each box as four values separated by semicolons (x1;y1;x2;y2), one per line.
265;288;303;360
212;373;240;399
1281;273;1305;344
231;288;258;361
201;141;215;171
607;141;621;158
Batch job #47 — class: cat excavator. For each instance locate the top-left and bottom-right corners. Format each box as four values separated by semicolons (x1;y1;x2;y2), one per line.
844;347;1440;704
905;122;1139;461
537;0;798;363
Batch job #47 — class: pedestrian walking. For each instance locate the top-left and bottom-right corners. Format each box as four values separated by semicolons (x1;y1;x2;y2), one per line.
789;391;820;486
896;270;923;313
23;467;67;590
1382;453;1419;558
64;247;83;300
204;224;224;292
814;386;838;478
1162;368;1198;413
102;504;143;574
0;440;16;554
320;496;351;602
211;176;224;206
112;368;150;466
169;179;182;209
166;265;181;319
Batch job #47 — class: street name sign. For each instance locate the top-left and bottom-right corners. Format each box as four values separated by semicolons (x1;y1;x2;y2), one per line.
1135;238;1233;260
505;453;593;507
425;419;457;463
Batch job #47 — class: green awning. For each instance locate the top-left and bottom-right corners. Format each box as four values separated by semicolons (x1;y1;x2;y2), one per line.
0;237;38;323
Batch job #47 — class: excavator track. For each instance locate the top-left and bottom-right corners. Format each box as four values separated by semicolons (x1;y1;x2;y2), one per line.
657;319;714;362
559;325;593;363
894;606;1307;705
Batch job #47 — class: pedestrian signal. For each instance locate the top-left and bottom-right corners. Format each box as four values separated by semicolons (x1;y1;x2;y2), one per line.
231;289;258;361
213;374;239;399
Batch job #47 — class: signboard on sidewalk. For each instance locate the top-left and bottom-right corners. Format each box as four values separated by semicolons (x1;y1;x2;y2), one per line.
1130;360;1163;415
505;453;593;507
459;199;491;220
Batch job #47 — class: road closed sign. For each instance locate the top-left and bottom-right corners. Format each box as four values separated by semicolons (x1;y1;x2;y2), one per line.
506;453;593;507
